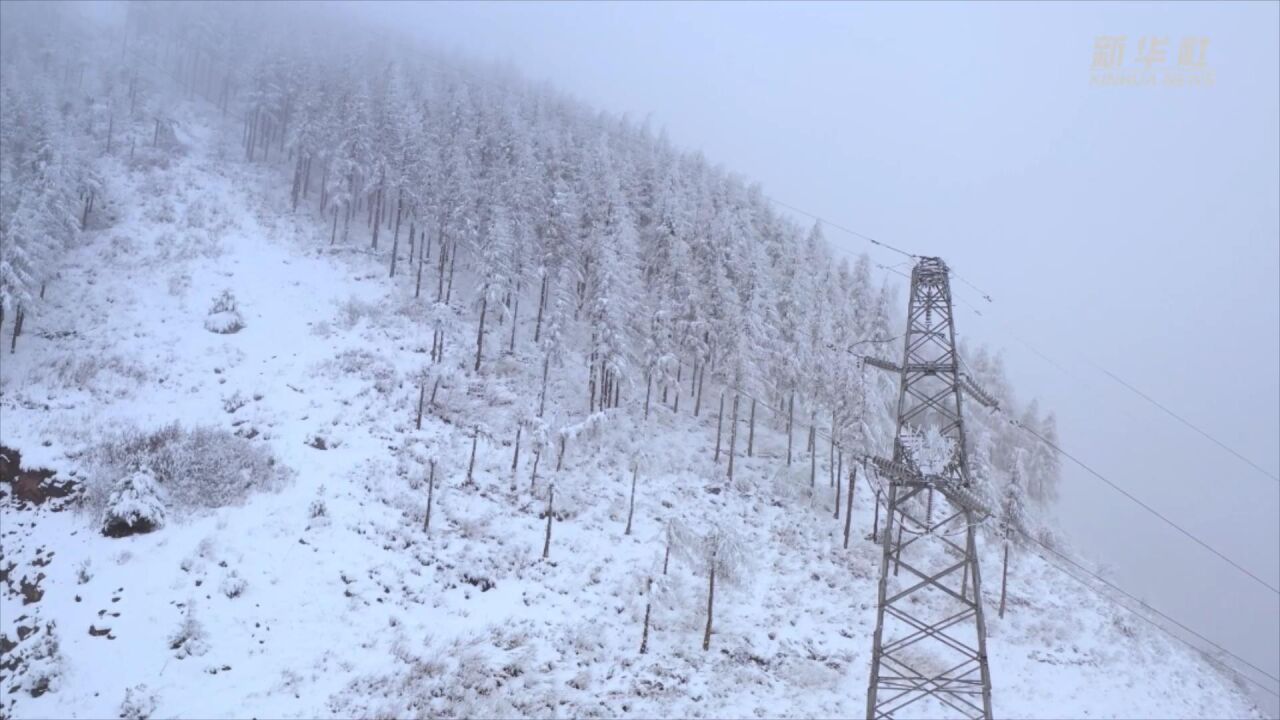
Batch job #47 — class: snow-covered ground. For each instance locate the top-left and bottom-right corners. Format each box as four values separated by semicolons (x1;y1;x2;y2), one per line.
0;103;1263;719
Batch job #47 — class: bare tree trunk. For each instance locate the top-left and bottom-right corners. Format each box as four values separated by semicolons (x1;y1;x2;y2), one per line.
639;577;652;655
747;399;756;457
508;293;519;354
408;222;416;269
673;367;681;413
436;237;448;302
291;153;302;211
371;189;381;249
446;241;458;304
786;393;794;466
663;534;671;575
474;295;487;372
9;306;23;354
713;393;724;463
999;543;1009;618
415;381;425;430
556;434;566;471
830;409;837;487
391;194;402;260
466;426;479;486
694;364;705;416
414;229;425;298
809;419;817;487
834;452;843;520
542;485;554;559
511;424;522;475
530;449;541;490
625;464;638;535
106;114;114;154
872;489;881;539
702;563;716;651
539;353;549;417
843;465;855;548
422;460;436;533
534;275;547;342
588;359;596;414
389;219;400;277
644;372;652;420
320;164;329;211
727;393;740;481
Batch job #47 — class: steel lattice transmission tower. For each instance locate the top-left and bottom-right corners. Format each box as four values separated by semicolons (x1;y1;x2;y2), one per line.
865;256;994;720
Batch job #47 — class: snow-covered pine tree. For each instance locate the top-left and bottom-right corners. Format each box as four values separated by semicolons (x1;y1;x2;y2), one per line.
101;469;167;537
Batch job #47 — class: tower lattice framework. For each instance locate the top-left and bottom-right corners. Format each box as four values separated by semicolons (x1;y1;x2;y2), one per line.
865;256;993;719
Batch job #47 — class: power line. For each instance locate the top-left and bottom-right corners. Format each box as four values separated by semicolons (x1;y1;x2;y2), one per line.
949;266;994;304
1018;528;1280;696
1008;416;1280;596
951;276;1278;487
1091;365;1279;484
765;197;918;260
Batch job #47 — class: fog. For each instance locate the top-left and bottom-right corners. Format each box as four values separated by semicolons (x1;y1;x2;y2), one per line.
355;0;1280;704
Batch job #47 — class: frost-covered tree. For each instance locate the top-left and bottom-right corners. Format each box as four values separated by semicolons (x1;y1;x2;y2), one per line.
671;520;749;651
101;468;166;537
473;206;514;371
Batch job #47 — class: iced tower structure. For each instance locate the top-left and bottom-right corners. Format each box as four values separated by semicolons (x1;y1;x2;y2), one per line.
866;256;994;719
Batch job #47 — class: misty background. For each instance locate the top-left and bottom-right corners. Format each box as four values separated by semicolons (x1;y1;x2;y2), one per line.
345;0;1280;702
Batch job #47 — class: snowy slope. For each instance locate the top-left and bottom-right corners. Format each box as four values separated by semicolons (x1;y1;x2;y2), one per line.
0;103;1263;720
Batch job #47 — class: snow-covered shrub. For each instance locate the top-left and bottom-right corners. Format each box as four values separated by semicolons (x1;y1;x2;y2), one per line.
308;485;328;522
156;228;226;263
76;559;92;584
204;289;244;334
221;390;248;414
331;625;541;718
322;349;397;394
119;684;158;720
334;295;386;330
33;354;149;393
168;604;209;659
6;622;64;698
105;233;140;263
87;423;287;520
101;469;166;538
219;571;247;599
184;196;208;229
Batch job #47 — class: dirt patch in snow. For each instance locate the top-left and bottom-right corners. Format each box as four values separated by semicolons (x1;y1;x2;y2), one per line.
0;446;77;509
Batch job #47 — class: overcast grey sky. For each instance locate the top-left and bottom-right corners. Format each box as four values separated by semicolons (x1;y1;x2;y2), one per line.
354;0;1279;699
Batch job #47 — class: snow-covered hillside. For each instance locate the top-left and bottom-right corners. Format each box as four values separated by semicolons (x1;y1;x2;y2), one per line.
0;95;1263;719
